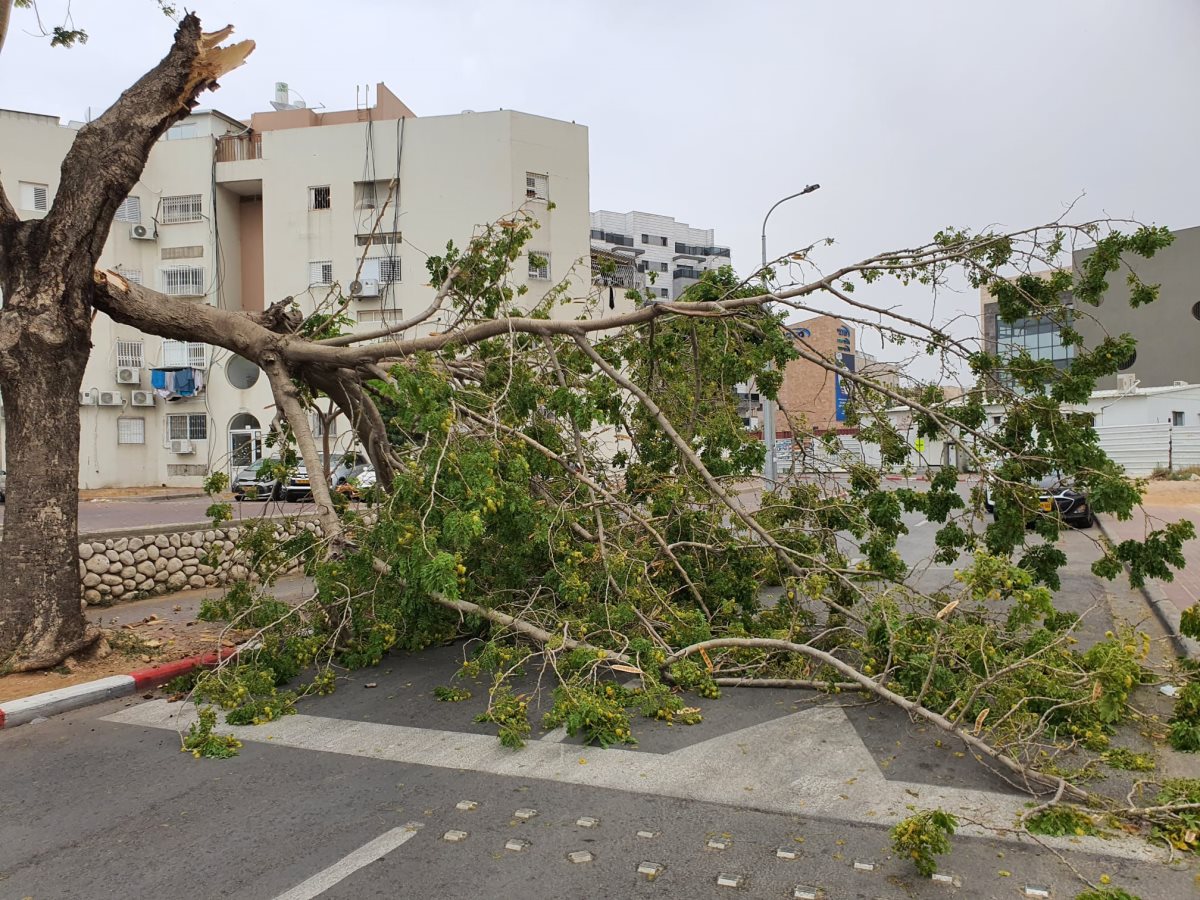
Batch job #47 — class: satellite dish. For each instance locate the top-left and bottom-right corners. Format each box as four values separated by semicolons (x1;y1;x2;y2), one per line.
225;355;261;390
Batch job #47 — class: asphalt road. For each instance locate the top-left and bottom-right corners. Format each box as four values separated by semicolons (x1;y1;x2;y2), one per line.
1;478;1194;898
0;495;322;536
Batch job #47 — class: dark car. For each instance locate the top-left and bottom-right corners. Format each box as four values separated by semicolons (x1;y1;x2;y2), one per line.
985;474;1094;528
232;459;281;501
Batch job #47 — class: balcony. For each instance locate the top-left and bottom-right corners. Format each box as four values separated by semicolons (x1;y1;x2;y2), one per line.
674;242;730;257
215;133;263;162
590;229;634;247
672;266;705;281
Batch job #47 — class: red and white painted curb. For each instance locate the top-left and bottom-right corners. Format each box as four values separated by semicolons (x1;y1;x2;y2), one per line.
0;647;237;729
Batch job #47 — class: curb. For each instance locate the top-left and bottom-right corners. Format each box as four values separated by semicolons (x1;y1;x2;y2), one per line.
0;646;237;730
1098;517;1199;660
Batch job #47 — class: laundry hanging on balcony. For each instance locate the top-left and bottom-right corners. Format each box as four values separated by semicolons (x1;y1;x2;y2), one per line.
150;367;206;400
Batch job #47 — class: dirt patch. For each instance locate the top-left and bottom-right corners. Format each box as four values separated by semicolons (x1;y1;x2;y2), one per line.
0;613;245;704
1144;479;1200;507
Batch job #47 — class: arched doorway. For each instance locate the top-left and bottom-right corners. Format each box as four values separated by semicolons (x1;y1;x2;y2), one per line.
228;413;264;473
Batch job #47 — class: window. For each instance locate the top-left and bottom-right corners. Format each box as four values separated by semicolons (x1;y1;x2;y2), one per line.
309;260;333;285
160;194;202;224
161;265;205;296
659;288;670;298
312;413;338;437
525;172;548;202
641;234;649;244
117;417;145;445
309;185;331;210
1173;411;1186;427
354;180;393;209
164;122;199;140
115;196;142;224
356;308;404;324
115;266;143;285
116;340;144;368
992;415;1003;426
18;181;48;212
528;252;551;280
378;257;401;283
355;231;402;246
167;413;208;441
162;339;207;368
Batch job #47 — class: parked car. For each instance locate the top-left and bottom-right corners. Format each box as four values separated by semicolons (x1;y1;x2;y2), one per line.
335;465;376;501
232;460;280;501
985;474;1094;528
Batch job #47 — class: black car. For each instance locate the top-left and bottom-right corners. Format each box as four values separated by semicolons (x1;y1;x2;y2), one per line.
985;474;1094;528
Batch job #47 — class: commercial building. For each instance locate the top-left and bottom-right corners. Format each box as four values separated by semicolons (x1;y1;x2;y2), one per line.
0;83;608;488
980;224;1200;392
775;314;857;435
589;210;730;300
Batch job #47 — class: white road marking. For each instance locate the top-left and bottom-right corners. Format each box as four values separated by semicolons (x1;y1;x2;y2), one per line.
539;726;569;743
913;519;929;528
102;700;1157;862
272;823;422;900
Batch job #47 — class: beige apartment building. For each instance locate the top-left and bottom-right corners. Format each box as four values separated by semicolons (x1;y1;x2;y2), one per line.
776;314;857;435
0;83;613;488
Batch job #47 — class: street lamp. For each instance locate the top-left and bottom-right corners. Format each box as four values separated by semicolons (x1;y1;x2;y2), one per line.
760;184;820;485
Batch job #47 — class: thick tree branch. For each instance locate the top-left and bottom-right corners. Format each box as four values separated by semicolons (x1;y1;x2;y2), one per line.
48;14;252;259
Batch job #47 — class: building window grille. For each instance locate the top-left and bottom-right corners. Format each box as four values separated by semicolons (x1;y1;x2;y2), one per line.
160;194;202;224
309;185;331;209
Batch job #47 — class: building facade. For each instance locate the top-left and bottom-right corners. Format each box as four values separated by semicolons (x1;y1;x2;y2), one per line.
589;210;730;300
775;315;857;435
0;83;607;488
980;224;1200;392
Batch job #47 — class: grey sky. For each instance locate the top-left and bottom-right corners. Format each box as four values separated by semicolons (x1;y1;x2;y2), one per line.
2;0;1198;373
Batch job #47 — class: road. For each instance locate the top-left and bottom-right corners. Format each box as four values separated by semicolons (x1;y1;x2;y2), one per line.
0;479;1192;898
0;495;323;535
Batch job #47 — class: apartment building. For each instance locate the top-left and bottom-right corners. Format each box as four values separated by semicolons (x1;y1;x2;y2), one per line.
0;83;606;488
589;210;730;300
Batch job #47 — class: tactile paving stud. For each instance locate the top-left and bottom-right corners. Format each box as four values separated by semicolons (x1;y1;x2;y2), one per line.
504;838;530;853
513;807;538;820
706;837;733;851
442;829;469;843
637;829;660;839
1023;887;1051;899
716;872;746;889
576;816;600;828
852;858;876;871
566;850;594;864
455;800;478;811
793;887;824;900
776;846;799;860
637;861;665;882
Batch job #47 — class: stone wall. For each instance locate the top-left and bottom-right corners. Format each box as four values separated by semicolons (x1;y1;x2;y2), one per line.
77;519;323;607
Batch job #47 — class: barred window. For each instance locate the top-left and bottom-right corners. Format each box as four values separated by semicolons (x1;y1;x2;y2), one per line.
309;185;331;210
167;413;207;441
162;340;207;368
525;172;548;202
117;417;145;445
161;266;205;296
528;252;550;280
160;194;202;224
115;196;142;224
309;260;333;285
116;340;144;368
378;257;401;283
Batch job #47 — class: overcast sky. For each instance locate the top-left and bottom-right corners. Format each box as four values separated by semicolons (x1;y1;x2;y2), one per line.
2;0;1197;373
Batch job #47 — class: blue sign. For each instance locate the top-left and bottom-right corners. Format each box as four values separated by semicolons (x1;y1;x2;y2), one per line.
835;352;855;422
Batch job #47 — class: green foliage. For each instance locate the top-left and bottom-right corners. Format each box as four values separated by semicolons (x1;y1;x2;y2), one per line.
1075;889;1141;900
204;471;230;495
543;683;635;747
1179;604;1200;640
1100;747;1155;772
1151;779;1200;853
474;689;531;749
433;685;471;702
1168;683;1200;752
1025;805;1099;837
181;707;241;759
890;808;957;877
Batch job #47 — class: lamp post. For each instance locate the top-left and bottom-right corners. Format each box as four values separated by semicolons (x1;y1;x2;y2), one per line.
760;184;820;485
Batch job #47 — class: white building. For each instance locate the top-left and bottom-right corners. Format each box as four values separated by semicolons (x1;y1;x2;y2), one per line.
0;83;613;488
589;210;730;300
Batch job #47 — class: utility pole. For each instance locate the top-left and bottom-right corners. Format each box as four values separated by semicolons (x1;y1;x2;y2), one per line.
760;184;820;485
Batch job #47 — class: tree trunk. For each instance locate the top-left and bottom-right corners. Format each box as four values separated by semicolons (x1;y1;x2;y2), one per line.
0;290;97;672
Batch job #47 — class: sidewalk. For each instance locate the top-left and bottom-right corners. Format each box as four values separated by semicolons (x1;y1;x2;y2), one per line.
1099;480;1200;613
79;485;209;502
0;575;312;709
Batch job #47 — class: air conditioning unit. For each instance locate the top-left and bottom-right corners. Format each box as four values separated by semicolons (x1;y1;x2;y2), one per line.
170;439;194;455
79;391;96;406
97;391;123;407
131;390;155;407
115;366;140;385
1117;373;1138;393
349;279;380;298
130;223;156;241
